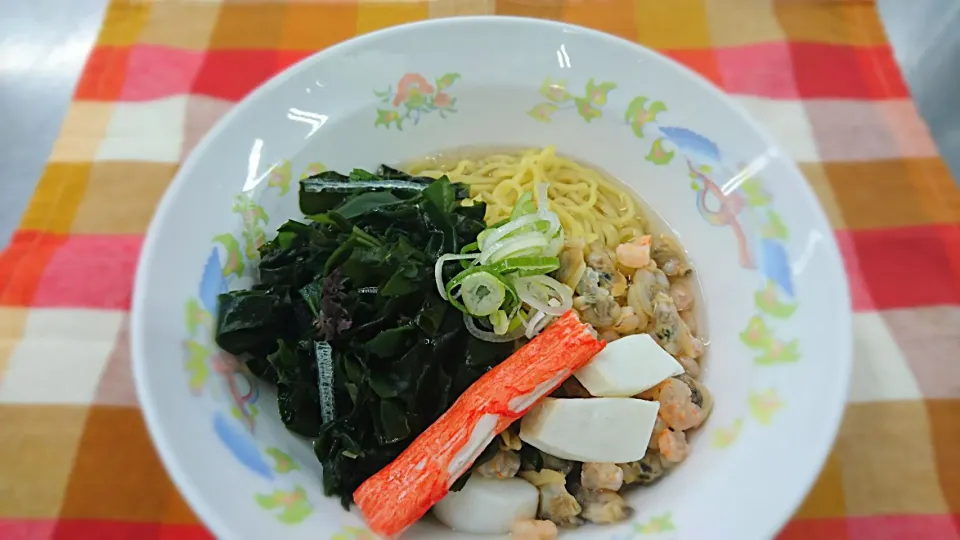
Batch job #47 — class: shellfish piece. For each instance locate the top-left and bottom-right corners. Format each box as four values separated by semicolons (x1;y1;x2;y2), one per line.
353;311;604;538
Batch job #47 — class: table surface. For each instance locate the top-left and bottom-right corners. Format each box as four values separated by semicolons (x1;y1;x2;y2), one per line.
1;1;958;539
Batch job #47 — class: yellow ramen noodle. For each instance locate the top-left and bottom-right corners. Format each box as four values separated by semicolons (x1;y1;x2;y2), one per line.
407;146;646;248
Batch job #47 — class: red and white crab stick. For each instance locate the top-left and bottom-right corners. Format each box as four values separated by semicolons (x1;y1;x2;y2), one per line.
354;310;605;538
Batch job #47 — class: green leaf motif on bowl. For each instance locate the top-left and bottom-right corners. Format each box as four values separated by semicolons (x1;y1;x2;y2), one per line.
710;418;744;449
266;447;300;473
740;315;773;350
575;96;603;122
585;78;617;106
529;77;617;124
645;137;675;166
184;339;211;394
755;280;798;319
267;160;293;196
184;297;212;338
748;389;784;426
539;77;572;103
528;102;560;123
230;193;270;260
624;96;667;138
740;175;772;207
754;338;801;366
331;525;376;540
255;485;313;524
635;512;676;534
213;233;244;278
301;162;327;179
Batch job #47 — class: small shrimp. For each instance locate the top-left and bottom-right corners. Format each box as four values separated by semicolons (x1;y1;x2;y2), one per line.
615;235;652;269
677;356;701;378
611;306;645;335
651;235;692;277
647;416;668;450
669;281;694;311
581;463;624;491
656;377;705;431
511;519;558;540
619;448;665;485
658;429;690;463
475;450;521;479
679;374;714;419
574;488;632;524
673;374;701;405
659;401;703;431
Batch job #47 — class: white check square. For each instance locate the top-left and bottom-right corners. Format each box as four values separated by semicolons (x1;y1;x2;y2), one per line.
0;309;124;404
97;96;187;163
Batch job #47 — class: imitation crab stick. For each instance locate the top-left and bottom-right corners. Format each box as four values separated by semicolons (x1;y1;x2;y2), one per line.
354;310;605;538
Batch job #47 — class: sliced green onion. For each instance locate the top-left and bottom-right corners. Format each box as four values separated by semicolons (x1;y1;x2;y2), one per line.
444;266;517;316
524;310;555;339
507;313;525;333
489;217;511;229
513;274;574;316
435;181;572;337
461;272;506;316
544;228;565;257
489;310;510;335
480;232;550;265
463;313;525;343
535;183;550;213
490;256;560;277
511;192;537;219
460;242;480;269
434;253;480;299
479;212;561;252
477;229;493;247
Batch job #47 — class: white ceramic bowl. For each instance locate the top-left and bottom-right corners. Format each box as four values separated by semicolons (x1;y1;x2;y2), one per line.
132;16;852;540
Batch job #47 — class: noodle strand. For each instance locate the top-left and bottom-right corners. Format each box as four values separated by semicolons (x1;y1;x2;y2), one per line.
408;146;646;247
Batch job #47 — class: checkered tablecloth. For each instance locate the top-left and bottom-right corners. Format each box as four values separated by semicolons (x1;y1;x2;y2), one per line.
1;0;958;538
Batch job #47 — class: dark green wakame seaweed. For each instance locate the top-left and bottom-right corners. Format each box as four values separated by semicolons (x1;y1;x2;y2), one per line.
215;167;513;508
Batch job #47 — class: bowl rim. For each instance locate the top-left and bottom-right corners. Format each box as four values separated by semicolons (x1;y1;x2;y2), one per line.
131;15;853;540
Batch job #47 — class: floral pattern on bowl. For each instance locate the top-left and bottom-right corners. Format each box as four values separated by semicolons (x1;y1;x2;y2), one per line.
374;72;460;130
